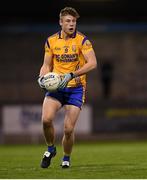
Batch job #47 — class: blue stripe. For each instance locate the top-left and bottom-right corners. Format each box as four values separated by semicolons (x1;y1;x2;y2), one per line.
58;30;62;39
72;30;77;38
82;37;88;45
46;40;50;48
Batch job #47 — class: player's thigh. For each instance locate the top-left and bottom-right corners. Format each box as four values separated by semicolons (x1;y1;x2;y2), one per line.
42;96;62;122
64;105;81;129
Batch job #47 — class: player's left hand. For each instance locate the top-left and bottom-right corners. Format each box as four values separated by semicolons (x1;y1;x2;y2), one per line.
38;75;45;89
58;73;75;89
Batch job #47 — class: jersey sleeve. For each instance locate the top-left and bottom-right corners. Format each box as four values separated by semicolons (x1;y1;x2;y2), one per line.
44;39;52;55
81;37;93;54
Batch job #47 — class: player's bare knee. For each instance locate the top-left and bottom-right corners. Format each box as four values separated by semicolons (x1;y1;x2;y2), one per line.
42;116;53;127
64;126;74;137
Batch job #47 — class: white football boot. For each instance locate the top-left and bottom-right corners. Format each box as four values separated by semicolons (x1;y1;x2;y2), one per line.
61;160;70;168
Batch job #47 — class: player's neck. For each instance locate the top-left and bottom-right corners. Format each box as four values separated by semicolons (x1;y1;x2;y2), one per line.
61;30;73;40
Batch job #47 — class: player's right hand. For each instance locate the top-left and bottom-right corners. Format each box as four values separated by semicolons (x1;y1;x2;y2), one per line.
37;76;45;89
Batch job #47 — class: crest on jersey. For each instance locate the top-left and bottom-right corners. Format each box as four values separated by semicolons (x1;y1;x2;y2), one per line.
63;46;69;53
72;45;76;52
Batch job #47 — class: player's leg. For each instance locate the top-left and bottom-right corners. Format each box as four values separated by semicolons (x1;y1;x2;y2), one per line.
42;96;61;145
62;105;81;168
41;96;62;168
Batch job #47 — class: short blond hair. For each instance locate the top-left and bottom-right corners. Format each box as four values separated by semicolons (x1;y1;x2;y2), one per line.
59;7;80;19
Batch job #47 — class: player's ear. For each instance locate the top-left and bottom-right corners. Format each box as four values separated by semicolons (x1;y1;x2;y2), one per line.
59;18;63;26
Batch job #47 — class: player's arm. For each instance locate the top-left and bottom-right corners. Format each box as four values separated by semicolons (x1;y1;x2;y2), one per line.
38;38;53;89
73;49;97;77
73;38;97;76
39;53;53;76
38;53;53;89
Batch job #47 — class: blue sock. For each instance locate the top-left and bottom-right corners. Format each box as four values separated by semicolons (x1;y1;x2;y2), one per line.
48;145;55;153
63;155;70;161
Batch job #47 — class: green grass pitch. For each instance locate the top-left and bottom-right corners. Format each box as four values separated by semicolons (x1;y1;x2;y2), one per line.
1;141;147;178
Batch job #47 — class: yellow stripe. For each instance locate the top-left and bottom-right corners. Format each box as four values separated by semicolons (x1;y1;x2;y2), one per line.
106;108;147;118
82;86;86;103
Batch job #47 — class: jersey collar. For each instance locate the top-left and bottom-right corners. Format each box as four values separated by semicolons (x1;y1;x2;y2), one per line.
58;30;77;39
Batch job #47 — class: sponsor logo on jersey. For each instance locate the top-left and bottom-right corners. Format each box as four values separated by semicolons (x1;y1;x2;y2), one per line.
55;53;78;62
85;40;92;47
54;47;61;51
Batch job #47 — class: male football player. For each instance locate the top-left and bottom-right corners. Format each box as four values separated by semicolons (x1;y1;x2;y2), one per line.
38;7;97;168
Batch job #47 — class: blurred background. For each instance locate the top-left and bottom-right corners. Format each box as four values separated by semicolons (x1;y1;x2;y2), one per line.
1;0;147;144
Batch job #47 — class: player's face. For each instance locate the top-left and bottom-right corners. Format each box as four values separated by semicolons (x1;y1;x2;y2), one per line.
60;15;77;35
